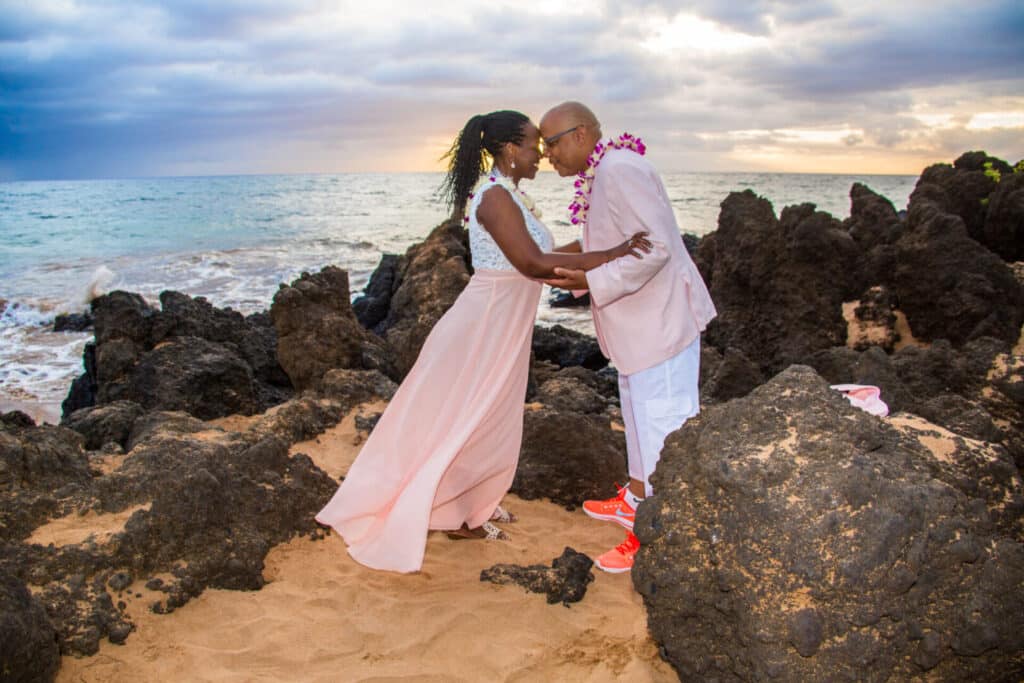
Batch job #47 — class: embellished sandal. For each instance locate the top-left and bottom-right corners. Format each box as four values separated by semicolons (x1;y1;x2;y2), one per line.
446;521;510;541
489;505;518;524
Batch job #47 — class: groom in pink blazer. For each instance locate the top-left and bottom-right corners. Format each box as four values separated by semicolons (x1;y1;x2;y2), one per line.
540;101;717;574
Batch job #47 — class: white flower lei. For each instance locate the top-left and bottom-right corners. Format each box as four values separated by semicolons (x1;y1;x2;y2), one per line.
568;133;646;228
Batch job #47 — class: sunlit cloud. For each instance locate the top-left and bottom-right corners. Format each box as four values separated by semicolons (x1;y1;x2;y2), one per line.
913;113;957;129
700;127;865;144
640;13;770;54
967;111;1024;130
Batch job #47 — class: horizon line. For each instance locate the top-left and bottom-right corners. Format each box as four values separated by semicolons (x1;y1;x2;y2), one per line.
0;167;927;185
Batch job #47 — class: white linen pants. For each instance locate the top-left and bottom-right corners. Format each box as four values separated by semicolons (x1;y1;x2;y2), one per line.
619;336;701;497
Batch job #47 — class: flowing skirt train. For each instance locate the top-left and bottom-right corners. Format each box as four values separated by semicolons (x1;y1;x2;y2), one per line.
315;269;541;573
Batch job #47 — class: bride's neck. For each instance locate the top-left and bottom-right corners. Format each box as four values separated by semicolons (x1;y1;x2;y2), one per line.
492;163;519;186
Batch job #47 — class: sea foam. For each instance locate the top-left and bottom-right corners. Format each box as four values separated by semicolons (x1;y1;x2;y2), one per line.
79;265;118;307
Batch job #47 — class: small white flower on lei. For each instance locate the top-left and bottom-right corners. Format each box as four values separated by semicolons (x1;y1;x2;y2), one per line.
568;133;646;228
463;171;542;224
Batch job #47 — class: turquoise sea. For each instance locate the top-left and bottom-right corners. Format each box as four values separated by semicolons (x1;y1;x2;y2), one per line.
0;171;918;419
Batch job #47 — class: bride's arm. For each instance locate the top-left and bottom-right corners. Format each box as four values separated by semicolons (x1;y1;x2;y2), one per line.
475;187;648;279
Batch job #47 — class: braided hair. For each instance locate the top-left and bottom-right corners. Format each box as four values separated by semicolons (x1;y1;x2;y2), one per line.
440;110;530;218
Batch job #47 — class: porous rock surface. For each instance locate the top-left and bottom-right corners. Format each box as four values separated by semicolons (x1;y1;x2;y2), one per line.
480;547;595;606
632;365;1024;681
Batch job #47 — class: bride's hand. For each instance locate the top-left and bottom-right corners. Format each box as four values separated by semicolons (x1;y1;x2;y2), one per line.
606;231;652;261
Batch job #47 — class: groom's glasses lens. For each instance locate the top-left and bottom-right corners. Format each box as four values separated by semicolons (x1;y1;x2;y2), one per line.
542;125;580;151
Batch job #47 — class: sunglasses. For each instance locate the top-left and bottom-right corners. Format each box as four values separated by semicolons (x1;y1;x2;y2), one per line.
541;125;581;152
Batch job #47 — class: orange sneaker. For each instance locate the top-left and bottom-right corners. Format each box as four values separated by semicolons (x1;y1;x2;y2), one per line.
594;532;640;574
582;485;636;530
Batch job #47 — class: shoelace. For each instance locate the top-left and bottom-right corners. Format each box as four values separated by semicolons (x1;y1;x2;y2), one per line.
615;535;640;555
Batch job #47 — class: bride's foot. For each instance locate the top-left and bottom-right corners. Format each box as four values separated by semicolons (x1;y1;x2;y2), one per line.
446;521;510;541
489;505;517;524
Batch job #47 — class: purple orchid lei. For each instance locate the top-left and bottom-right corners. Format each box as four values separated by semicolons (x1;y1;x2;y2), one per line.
463;170;542;224
568;133;646;227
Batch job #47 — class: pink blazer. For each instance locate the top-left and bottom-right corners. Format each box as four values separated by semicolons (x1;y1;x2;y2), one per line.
580;149;717;376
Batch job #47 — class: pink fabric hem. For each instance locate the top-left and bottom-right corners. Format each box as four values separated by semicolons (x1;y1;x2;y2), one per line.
316;270;540;573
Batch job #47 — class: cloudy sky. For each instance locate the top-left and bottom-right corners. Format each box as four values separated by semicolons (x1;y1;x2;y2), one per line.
2;0;1022;181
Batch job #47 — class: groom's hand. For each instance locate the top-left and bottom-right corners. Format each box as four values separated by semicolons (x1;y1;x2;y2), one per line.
543;267;588;290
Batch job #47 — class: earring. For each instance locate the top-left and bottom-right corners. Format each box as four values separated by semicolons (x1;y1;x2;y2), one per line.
511;159;516;169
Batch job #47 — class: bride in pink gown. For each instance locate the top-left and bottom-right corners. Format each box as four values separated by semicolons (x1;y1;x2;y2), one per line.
315;110;650;573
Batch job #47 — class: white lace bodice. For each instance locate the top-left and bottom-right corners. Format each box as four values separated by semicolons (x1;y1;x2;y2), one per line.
466;173;553;271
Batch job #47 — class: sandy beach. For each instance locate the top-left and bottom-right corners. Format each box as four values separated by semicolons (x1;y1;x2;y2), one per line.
49;403;677;682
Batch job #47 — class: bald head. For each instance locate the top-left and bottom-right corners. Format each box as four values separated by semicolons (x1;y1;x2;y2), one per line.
540;101;601;138
539;101;604;176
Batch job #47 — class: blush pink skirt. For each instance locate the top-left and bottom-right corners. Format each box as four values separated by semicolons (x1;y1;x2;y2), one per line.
315;269;542;573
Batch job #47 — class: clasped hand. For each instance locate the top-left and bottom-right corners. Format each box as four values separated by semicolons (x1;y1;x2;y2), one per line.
543;231;651;290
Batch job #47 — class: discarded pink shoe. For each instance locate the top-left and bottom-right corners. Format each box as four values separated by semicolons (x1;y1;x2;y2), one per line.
830;384;889;417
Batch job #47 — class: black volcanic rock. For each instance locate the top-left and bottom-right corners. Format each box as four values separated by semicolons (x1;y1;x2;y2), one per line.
803;335;1024;467
844;182;904;249
3;411;343;656
244;369;397;446
512;408;626;508
3;350;403;660
126;337;260;419
152;293;290;392
702;346;765;402
63;290;293;420
270;266;395;391
881;197;1023;346
953;150;1012;175
910;151;1023;261
352;253;400;331
371;220;472;379
92;291;153;347
0;413;89;542
53;312;94;333
911;161;996;245
0;569;60;683
534;375;608;415
697;190;862;373
531;324;607;371
61;400;145;451
633;365;1024;681
983;171;1024;261
480;547;595;605
548;288;590;308
545;364;618;401
61;342;98;417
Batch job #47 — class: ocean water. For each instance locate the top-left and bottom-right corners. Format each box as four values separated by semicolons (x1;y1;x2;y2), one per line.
0;170;918;419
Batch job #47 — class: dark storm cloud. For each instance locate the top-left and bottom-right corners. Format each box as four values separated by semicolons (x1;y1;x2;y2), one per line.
727;1;1024;98
1;0;1022;179
0;0;647;178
